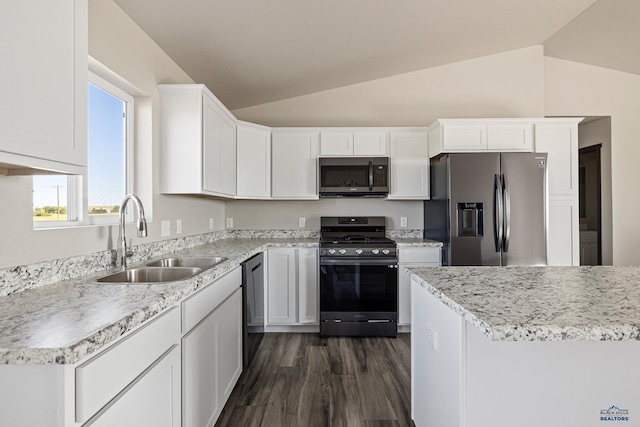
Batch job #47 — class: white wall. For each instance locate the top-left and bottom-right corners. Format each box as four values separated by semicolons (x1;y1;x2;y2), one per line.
545;57;640;265
0;0;226;269
578;117;613;265
233;46;546;127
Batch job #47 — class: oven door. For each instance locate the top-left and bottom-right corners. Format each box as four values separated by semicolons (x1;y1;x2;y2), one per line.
319;257;398;322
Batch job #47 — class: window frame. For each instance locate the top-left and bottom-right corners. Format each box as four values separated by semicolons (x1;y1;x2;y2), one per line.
33;71;134;229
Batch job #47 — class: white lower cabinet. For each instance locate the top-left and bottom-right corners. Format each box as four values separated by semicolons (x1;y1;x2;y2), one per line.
77;307;182;426
182;268;243;427
267;248;318;326
90;345;181;427
398;247;441;326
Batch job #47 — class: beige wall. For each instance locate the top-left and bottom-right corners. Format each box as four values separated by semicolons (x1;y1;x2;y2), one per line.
226;199;423;231
545;57;640;265
233;46;546;127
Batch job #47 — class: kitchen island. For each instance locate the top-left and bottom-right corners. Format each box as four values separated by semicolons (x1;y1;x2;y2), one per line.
409;266;640;427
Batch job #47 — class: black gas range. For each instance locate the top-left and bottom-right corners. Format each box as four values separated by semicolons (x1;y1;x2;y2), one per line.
319;216;398;337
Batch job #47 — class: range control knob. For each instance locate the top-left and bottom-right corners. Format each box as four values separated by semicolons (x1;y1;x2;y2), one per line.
382;249;390;255
328;249;336;255
355;249;363;255
372;249;380;255
339;249;347;255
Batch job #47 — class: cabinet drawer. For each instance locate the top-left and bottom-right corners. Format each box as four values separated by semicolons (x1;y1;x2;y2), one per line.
399;247;441;264
75;307;180;423
182;266;242;333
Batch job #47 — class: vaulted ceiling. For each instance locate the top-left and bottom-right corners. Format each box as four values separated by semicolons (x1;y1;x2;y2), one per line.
113;0;640;110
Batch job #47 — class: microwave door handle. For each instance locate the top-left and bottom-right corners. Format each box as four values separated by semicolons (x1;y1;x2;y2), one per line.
368;161;374;191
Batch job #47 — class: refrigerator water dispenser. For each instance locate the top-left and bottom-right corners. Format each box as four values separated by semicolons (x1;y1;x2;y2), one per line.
457;202;483;236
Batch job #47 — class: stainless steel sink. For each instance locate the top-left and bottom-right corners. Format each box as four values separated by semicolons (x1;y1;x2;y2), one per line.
96;267;202;283
145;256;227;270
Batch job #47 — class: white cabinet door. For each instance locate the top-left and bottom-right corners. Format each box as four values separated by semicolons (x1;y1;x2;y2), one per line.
159;84;236;197
0;0;87;175
389;132;429;199
202;95;224;193
320;132;353;156
183;288;242;427
534;123;579;196
320;131;388;156
220;116;237;196
267;248;318;326
353;131;388;156
548;200;579;266
487;123;533;151
267;249;297;324
298;248;319;324
398;247;441;326
237;123;271;198
91;346;181;427
443;124;487;150
271;132;319;199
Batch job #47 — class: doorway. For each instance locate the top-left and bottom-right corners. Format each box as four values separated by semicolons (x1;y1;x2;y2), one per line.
578;145;601;265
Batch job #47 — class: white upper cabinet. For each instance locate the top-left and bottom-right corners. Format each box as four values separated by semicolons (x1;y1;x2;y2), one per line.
534;118;582;266
388;131;430;200
0;0;88;175
534;121;579;197
236;122;271;199
429;119;533;157
271;131;319;199
320;130;388;156
159;84;236;197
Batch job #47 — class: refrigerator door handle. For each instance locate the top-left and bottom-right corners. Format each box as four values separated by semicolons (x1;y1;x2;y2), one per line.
494;174;503;252
502;174;511;252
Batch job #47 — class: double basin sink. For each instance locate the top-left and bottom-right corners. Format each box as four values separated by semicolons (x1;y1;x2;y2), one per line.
96;256;227;284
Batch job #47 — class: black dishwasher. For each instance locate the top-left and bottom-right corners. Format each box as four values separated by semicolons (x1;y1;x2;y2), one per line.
241;252;264;368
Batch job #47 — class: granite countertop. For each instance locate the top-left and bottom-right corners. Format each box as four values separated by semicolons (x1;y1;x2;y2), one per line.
395;238;442;247
408;266;640;342
0;238;318;365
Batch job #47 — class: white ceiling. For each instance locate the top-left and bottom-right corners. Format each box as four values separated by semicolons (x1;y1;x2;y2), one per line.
113;0;640;110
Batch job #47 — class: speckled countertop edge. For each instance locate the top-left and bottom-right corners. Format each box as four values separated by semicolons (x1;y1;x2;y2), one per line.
408;266;640;343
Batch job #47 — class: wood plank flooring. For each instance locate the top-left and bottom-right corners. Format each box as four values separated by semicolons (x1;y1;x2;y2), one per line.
215;333;413;427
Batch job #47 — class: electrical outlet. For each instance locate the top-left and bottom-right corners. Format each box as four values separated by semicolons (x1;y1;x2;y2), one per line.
209;218;214;230
161;220;171;237
176;219;182;235
400;217;408;228
226;217;233;228
299;217;306;228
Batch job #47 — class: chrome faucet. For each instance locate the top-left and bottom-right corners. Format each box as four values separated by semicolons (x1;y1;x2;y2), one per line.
117;194;148;270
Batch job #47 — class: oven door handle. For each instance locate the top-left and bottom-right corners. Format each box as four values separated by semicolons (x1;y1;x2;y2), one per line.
320;258;398;266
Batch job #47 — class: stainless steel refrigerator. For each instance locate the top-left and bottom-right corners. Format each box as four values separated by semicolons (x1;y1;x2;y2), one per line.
424;152;548;266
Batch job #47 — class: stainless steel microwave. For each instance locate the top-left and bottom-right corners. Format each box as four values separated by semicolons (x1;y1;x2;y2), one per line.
318;157;389;197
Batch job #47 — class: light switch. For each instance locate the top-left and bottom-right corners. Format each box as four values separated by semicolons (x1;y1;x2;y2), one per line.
299;217;306;228
176;219;182;234
209;218;214;230
400;217;408;228
226;217;233;228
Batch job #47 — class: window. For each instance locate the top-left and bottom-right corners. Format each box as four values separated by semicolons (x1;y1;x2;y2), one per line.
33;72;133;227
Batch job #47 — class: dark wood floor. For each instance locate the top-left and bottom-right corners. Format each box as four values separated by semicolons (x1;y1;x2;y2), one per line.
215;333;413;427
